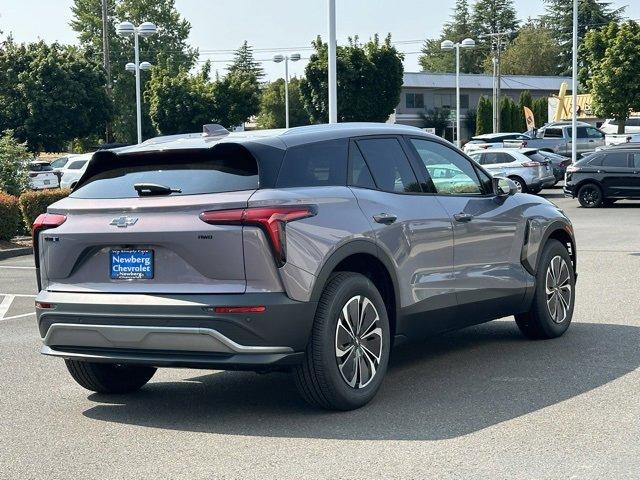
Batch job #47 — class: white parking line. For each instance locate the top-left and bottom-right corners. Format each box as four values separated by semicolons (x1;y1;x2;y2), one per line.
0;266;36;270
2;312;35;321
0;295;15;319
0;293;36;298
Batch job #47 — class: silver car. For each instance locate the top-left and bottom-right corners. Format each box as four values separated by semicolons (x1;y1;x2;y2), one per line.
33;123;577;410
468;148;557;193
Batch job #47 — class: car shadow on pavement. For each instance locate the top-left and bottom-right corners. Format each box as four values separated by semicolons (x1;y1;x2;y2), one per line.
82;321;640;441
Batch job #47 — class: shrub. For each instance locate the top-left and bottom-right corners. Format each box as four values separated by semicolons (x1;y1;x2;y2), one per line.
19;188;71;231
0;191;22;241
0;130;30;196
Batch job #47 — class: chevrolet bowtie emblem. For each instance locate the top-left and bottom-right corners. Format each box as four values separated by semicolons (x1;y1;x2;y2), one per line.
110;216;138;228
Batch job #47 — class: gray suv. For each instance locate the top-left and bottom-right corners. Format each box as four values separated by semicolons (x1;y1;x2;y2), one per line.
34;123;577;410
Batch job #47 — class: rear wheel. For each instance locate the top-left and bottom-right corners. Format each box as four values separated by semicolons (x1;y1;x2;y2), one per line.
529;186;543;195
577;183;603;208
515;240;575;339
508;176;527;193
65;360;156;394
294;272;390;410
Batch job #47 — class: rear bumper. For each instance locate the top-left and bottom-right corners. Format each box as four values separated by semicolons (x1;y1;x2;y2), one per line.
529;175;557;189
563;184;576;197
36;291;316;370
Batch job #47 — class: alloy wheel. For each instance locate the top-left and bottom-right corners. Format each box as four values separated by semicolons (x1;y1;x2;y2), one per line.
579;186;600;206
335;295;383;389
511;178;523;193
545;255;572;324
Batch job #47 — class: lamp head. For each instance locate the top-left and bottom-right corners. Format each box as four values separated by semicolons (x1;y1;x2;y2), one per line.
440;40;455;51
137;22;157;38
125;62;136;72
273;54;285;63
290;53;302;62
116;21;135;36
139;61;152;71
461;38;476;48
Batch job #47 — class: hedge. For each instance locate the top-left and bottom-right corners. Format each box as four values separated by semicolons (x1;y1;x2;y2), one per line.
19;188;71;232
0;191;22;241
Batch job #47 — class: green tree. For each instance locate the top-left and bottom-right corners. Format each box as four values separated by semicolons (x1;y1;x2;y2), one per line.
257;78;310;129
147;63;216;135
518;90;533;131
0;130;30;196
71;0;197;143
581;21;640;133
227;41;265;80
419;0;480;73
472;0;519;40
301;34;403;123
532;97;549;128
0;39;113;153
493;22;561;76
421;108;451;138
476;96;493;135
464;108;477;139
542;0;625;75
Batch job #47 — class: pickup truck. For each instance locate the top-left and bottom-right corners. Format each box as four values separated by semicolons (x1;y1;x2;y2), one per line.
503;122;606;157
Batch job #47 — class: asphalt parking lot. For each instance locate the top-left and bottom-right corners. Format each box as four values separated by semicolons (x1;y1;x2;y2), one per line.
1;186;638;480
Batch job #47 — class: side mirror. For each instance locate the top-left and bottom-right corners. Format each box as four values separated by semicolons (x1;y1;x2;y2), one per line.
492;176;517;197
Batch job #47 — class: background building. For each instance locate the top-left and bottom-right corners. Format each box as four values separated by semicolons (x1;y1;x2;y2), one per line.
390;72;569;140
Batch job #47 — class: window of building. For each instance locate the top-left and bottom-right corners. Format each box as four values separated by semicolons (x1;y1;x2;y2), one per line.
434;94;454;110
406;93;424;109
460;94;469;109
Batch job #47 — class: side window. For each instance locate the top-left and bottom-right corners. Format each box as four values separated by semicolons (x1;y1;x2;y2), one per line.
469;153;483;164
588;155;603;166
475;166;493;193
409;138;484;195
276;139;348;188
586;127;604;139
632;153;640;169
602;152;630;168
543;128;563;139
629;118;640;127
348;142;376;189
356;138;421;193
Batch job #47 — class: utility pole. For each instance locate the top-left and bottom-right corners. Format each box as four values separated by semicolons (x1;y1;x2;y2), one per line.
485;31;508;133
101;0;113;143
327;0;337;123
571;0;578;164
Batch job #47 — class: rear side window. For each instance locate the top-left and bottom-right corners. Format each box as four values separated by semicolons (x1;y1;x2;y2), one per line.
71;147;258;199
348;143;376;189
356;138;420;193
602;152;629;168
276;139;347;188
482;152;515;165
632;153;640;169
543;128;563;138
67;160;88;170
522;152;549;163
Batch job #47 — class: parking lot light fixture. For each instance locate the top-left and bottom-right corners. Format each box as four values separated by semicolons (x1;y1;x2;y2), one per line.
441;38;475;148
273;53;301;129
117;21;157;144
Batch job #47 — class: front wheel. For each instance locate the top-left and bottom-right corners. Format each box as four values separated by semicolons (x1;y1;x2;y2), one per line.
515;239;575;339
65;360;156;394
577;183;603;208
294;272;390;410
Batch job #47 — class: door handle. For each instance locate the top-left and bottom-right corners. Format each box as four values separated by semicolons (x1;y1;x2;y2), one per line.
373;213;397;225
453;213;474;223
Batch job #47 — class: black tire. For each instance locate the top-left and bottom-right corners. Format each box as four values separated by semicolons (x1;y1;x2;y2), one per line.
294;272;391;410
529;186;543;195
65;360;156;394
508;176;528;193
577;183;603;208
515;239;575;340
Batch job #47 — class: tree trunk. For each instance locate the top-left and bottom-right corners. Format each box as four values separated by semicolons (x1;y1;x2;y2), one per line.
617;119;626;134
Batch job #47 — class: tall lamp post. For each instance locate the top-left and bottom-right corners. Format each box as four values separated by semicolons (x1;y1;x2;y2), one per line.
441;38;476;147
273;53;301;129
116;21;157;144
327;0;337;123
571;0;578;164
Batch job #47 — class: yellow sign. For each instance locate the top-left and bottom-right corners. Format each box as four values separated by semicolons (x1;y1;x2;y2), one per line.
553;82;594;120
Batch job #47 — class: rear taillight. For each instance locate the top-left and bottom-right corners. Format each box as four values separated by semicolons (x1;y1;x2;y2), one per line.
32;213;66;271
521;161;539;168
566;165;579;173
200;205;317;267
29;172;38;178
209;306;266;314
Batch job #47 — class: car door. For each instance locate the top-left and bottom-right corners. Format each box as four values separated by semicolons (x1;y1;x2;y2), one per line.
406;137;530;321
629;153;640;198
347;137;456;335
585;126;606;151
599;151;635;196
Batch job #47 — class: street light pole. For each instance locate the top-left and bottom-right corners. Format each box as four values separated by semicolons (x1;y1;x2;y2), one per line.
442;38;475;148
327;0;337;123
273;53;301;129
117;21;157;144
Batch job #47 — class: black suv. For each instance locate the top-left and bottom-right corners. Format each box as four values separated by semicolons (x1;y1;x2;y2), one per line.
564;148;640;207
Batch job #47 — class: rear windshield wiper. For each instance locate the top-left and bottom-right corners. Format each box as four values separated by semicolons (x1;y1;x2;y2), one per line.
134;183;182;196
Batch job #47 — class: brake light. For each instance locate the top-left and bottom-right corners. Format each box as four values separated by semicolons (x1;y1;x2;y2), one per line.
480;145;490;149
210;306;266;314
521;161;539;168
566;165;579;173
29;172;39;178
200;205;317;267
32;213;66;270
35;301;55;310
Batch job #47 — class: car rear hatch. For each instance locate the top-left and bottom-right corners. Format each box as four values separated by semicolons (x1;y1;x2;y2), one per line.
36;145;260;294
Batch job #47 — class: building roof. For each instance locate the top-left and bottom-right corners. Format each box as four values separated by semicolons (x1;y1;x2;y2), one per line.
403;72;570;91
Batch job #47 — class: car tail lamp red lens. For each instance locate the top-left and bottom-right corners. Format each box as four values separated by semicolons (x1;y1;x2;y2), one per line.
566;165;579;173
521;161;539;168
32;213;66;270
35;301;55;310
200;205;317;267
210;306;266;314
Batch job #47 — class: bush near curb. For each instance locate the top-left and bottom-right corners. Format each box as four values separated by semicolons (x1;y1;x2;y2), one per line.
0;191;22;241
19;188;71;232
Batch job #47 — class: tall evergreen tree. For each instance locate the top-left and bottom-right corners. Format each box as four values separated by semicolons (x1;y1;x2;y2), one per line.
542;0;625;75
227;41;264;79
476;96;493;135
518;90;533;131
471;0;519;39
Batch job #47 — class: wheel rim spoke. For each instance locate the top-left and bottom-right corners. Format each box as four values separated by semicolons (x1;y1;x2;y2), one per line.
545;255;572;324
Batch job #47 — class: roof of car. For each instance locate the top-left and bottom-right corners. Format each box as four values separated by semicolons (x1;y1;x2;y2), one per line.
471;132;522;140
113;123;430;154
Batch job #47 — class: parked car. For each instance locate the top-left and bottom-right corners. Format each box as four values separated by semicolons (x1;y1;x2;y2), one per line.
463;132;526;154
28;161;59;190
536;150;573;184
33;123;577;410
599;117;640;135
50;156;71;170
58;153;92;189
564;147;640;207
468;148;556;193
503;121;605;157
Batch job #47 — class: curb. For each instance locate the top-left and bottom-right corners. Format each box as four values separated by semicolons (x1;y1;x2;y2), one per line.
0;247;33;260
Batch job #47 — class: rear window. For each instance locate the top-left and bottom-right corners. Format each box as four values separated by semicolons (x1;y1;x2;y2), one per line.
543;128;563;138
71;147;258;199
522;152;549;163
276;139;347;188
29;163;53;172
67;160;88;170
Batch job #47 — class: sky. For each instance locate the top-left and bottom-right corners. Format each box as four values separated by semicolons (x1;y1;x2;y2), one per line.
1;0;639;81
